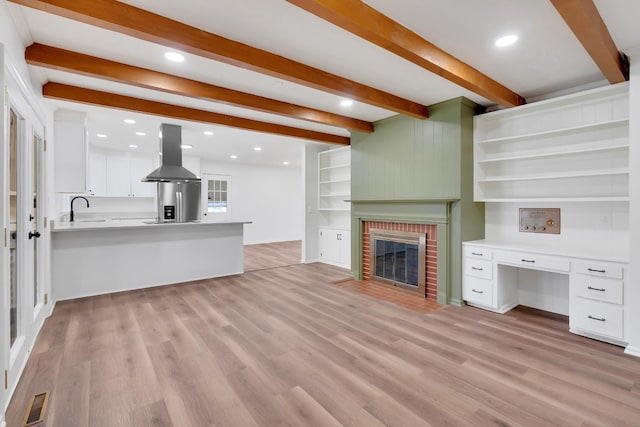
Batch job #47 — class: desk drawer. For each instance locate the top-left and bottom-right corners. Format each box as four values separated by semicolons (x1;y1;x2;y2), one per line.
464;259;493;280
463;276;494;308
572;299;623;340
573;262;623;279
495;251;570;272
572;275;623;305
464;246;493;260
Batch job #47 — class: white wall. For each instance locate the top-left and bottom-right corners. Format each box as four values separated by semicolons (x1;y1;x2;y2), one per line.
200;158;304;245
485;202;629;260
626;47;640;356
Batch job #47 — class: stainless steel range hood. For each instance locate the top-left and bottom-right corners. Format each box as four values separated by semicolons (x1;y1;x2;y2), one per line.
142;123;200;182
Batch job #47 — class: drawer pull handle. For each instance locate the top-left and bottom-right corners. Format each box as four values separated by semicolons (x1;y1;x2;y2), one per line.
471;289;484;294
471;252;483;256
587;268;606;273
471;267;484;271
588;315;606;322
587;286;606;292
521;259;536;263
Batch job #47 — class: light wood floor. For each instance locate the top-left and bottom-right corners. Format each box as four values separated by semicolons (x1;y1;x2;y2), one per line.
7;264;640;426
244;240;302;272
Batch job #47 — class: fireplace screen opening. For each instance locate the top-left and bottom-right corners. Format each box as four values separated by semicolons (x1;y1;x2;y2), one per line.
370;229;426;295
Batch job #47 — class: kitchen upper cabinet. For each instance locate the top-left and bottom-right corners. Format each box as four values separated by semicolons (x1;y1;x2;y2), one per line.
54;109;87;193
88;150;107;196
101;151;155;197
130;156;155;197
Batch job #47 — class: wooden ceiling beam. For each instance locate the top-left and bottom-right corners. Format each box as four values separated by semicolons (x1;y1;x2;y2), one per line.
550;0;628;83
9;0;429;119
42;82;350;145
26;43;373;133
286;0;526;108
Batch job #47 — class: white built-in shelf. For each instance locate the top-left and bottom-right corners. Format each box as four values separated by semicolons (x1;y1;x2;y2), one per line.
319;163;350;171
473;82;630;202
318;146;351;213
478;168;629;183
476;119;628;145
481;197;629;203
477;144;629;164
320;179;350;184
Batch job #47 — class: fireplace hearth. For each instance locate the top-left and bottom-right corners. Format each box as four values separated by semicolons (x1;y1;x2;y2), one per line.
362;221;438;301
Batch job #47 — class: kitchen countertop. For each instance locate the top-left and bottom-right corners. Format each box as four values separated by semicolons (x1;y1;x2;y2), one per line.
51;218;252;232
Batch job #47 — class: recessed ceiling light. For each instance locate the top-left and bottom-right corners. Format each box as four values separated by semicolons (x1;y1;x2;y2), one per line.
495;34;518;47
203;131;214;136
136;131;146;136
181;144;193;149
283;161;290;165
96;134;107;138
230;155;237;159
123;119;136;124
164;51;185;62
254;147;262;151
340;99;354;107
129;144;138;148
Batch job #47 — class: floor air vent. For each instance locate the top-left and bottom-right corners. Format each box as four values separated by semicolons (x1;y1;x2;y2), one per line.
22;391;49;426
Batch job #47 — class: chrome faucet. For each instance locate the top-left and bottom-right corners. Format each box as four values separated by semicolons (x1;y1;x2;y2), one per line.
70;196;89;222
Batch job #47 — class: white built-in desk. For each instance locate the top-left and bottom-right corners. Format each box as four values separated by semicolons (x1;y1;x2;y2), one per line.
462;240;630;347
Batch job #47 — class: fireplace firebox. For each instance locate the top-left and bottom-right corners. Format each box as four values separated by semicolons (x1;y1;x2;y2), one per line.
370;228;426;295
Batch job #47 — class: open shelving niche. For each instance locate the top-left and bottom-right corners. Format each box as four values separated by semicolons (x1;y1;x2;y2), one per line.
473;83;629;202
317;146;351;268
318;146;351;211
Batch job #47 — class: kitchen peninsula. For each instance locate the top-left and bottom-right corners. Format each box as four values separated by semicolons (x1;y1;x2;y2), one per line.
51;218;251;300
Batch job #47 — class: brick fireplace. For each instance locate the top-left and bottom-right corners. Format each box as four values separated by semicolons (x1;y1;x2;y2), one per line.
362;221;438;301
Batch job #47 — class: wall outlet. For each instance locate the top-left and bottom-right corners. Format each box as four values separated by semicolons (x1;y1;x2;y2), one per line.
519;208;560;234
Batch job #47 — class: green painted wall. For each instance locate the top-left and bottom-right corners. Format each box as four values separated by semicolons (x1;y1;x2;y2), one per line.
350;97;485;305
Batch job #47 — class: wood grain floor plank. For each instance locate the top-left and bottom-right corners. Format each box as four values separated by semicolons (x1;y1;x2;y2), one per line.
6;242;640;427
129;400;174;427
273;351;386;427
278;385;344;427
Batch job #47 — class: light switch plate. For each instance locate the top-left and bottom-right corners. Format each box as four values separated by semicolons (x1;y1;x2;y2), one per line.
519;208;560;234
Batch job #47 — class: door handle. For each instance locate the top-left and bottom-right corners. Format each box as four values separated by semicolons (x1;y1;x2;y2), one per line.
28;231;41;239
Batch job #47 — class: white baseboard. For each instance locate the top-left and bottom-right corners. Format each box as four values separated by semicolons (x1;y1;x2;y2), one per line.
624;344;640;358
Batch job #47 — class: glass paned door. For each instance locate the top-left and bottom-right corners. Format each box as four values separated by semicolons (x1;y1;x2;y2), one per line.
201;174;231;219
33;134;43;307
9;108;19;346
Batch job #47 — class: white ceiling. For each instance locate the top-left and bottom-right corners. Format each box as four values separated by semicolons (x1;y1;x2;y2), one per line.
7;0;640;167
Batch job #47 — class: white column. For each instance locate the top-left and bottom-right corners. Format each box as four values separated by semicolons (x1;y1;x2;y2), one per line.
626;47;640;357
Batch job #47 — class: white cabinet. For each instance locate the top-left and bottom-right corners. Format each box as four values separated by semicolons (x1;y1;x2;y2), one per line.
54;110;87;193
130;157;155;197
462;244;518;313
88;150;107;196
318;147;350;211
473;83;629;202
316;147;351;269
319;228;350;268
105;152;155;197
570;260;627;342
462;241;629;347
